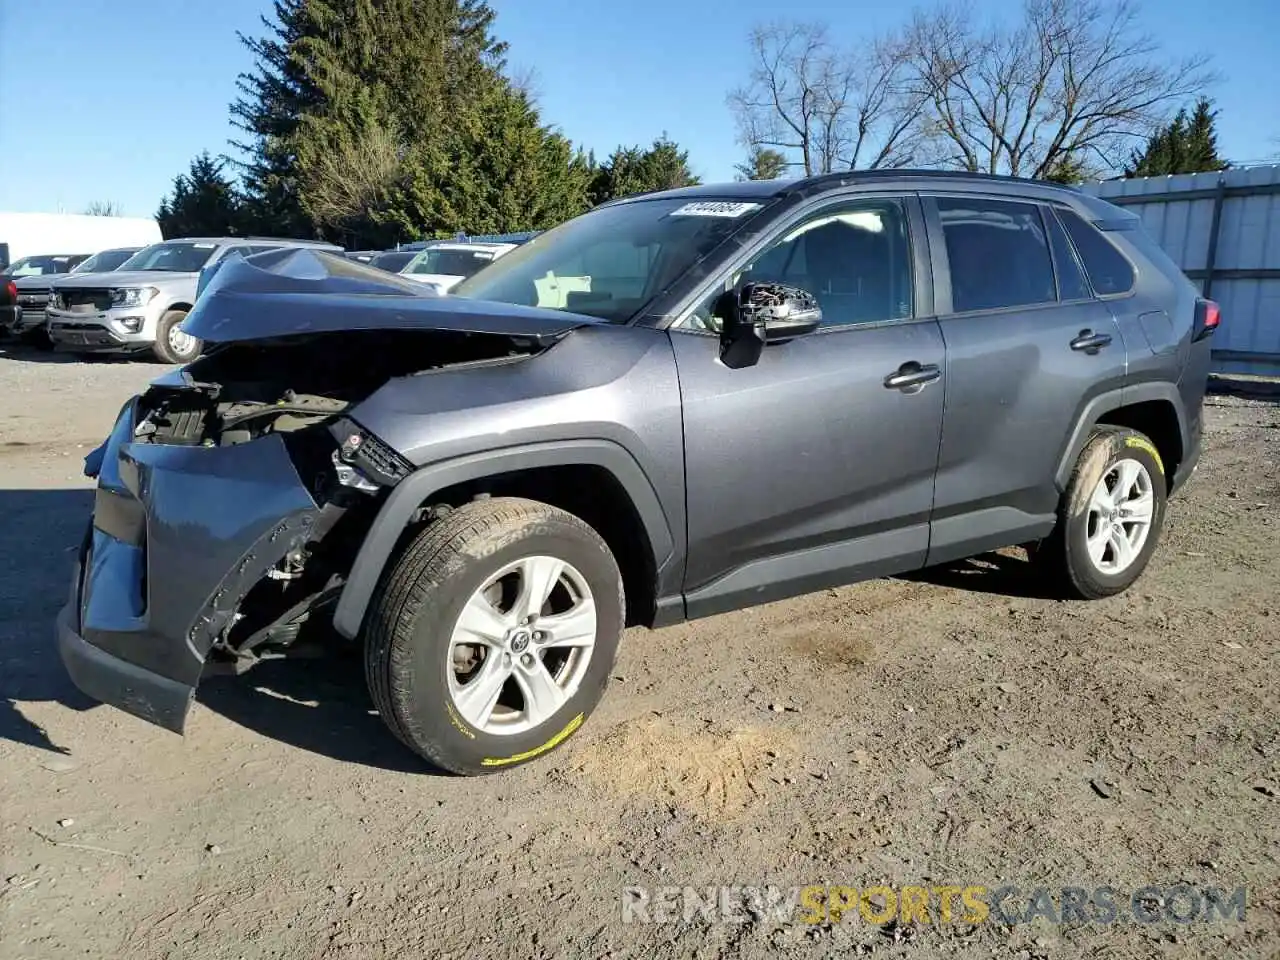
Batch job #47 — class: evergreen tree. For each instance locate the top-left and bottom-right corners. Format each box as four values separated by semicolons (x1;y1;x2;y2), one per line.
588;134;700;205
734;147;788;181
231;0;590;245
1126;98;1228;177
230;0;324;236
155;153;244;239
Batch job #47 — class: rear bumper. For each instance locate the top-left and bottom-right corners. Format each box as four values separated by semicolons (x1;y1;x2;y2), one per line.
0;305;18;333
1171;427;1201;496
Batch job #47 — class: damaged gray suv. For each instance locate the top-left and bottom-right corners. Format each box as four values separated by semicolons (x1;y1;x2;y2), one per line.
58;171;1217;774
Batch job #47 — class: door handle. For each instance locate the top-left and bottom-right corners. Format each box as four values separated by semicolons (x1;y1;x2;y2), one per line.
884;361;941;391
1070;329;1113;353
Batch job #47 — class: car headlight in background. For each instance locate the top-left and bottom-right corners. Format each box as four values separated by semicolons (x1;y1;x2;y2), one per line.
48;291;64;310
110;287;159;308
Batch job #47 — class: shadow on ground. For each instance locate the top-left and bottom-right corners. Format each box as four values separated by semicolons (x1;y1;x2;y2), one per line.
0;489;97;753
0;339;143;365
0;485;438;773
900;549;1064;600
198;649;441;775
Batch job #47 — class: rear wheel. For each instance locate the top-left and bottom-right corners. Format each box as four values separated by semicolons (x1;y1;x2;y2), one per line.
1034;426;1167;599
152;309;201;364
363;497;624;774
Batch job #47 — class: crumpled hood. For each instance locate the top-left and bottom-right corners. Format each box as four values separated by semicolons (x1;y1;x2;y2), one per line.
183;247;604;344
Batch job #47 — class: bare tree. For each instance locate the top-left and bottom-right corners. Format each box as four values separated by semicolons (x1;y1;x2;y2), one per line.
83;200;122;217
905;0;1215;178
726;22;927;176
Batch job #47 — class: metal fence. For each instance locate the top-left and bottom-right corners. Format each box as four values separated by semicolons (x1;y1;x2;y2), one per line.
1080;165;1280;376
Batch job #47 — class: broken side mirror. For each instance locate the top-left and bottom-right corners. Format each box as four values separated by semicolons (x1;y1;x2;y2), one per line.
717;281;822;368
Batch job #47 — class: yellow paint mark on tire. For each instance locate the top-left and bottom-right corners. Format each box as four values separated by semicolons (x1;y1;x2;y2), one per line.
480;713;585;767
446;700;476;740
1124;435;1164;474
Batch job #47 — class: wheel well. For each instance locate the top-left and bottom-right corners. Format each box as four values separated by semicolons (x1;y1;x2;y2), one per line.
165;302;193;315
424;465;658;628
1095;400;1182;488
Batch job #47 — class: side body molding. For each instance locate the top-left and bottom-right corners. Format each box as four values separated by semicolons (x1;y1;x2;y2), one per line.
331;439;677;639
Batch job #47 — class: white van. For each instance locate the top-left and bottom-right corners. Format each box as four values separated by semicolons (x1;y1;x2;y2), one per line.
0;212;162;270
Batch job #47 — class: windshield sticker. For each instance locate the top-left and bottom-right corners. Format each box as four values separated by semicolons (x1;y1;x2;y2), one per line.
668;201;762;219
193;243;216;249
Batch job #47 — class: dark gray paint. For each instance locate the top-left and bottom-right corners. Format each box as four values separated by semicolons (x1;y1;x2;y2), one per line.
56;170;1213;735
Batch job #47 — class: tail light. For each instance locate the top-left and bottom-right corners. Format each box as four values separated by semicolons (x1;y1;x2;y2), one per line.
1193;298;1220;342
4;280;15;304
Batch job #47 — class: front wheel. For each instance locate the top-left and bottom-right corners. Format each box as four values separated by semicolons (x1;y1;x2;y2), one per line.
363;497;624;774
152;309;201;364
1034;426;1168;599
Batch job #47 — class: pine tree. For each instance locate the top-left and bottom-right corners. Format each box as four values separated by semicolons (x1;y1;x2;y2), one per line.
735;147;788;181
588;134;700;205
231;0;591;246
155;153;244;239
1126;98;1228;177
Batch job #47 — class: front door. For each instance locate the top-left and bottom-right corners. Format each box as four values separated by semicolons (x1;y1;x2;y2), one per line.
668;194;947;618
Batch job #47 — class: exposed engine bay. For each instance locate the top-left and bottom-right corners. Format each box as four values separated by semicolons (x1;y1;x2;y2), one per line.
125;329;548;672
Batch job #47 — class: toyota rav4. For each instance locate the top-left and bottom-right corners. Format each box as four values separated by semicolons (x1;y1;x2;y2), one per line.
57;171;1217;774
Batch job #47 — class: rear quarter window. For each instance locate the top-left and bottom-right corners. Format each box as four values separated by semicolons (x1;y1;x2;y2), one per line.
1057;208;1136;296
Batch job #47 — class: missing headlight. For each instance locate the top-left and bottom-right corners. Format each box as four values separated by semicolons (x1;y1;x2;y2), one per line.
328;418;413;489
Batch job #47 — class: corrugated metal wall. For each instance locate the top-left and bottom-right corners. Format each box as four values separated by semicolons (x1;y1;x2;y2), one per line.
1080;165;1280;375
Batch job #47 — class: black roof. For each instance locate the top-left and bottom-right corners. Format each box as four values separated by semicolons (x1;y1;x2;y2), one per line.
608;169;1082;205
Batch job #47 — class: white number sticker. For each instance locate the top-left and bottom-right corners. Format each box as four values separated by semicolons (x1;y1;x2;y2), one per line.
668;201;762;219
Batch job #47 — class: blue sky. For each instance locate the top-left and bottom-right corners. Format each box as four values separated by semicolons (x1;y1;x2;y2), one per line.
1;0;1277;218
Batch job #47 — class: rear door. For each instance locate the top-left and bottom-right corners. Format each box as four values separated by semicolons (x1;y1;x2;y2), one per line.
923;193;1127;566
670;193;947;617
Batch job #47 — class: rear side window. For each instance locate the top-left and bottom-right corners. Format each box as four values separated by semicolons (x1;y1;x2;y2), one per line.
1057;209;1136;296
1043;208;1091;301
936;198;1056;312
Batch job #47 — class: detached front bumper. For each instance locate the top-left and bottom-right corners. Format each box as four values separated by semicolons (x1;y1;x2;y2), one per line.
56;397;321;732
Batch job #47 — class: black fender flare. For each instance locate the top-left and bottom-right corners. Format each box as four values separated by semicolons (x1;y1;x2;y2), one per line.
1053;381;1189;491
331;439;676;639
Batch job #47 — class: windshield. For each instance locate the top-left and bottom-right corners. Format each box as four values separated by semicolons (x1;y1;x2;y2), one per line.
3;255;81;277
73;248;137;274
371;251;415;273
406;247;499;279
119;241;218;273
452;198;766;323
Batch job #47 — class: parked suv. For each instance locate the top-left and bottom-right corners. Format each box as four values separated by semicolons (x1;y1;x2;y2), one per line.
400;240;517;293
2;247;140;343
57;173;1215;774
46;236;342;362
1;254;88;338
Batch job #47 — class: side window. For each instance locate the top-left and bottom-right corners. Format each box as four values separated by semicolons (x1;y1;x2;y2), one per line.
1057;208;1136;296
688;199;914;331
219;245;251;260
1043;207;1091;301
936;197;1056;312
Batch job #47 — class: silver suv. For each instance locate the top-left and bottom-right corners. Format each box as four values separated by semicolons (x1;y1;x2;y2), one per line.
46;236;341;362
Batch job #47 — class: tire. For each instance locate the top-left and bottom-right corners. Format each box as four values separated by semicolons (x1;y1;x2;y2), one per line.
151;309;201;364
1034;426;1168;600
363;497;625;775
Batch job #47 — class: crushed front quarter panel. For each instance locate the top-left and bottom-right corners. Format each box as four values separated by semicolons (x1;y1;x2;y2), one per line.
60;398;321;731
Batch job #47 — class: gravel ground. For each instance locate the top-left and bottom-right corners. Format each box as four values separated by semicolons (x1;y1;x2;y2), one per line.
1;343;1277;960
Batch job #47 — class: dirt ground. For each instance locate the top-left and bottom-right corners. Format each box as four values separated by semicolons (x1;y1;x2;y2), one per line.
1;345;1277;960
